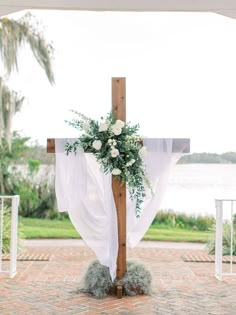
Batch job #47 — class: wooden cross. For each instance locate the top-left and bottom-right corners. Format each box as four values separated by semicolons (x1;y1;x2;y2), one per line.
47;77;190;298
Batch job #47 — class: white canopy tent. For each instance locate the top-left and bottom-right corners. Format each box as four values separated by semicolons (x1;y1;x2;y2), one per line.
0;0;236;20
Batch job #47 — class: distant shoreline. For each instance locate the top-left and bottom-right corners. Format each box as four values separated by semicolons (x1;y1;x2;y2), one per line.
178;152;236;164
16;143;236;165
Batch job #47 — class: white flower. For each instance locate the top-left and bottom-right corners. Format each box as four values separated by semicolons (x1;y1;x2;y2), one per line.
99;123;108;132
111;148;119;158
126;159;135;167
92;140;102;150
111;124;122;136
115;119;125;128
139;146;148;158
108;139;117;146
112;168;121;175
83;121;90;132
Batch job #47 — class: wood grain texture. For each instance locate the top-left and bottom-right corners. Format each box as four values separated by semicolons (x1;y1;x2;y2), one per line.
112;78;126;121
112;177;126;279
116;285;123;299
112;77;127;280
47;138;55;153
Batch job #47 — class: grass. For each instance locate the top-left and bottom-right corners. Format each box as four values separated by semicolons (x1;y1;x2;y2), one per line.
20;217;80;239
145;227;211;243
20;217;212;243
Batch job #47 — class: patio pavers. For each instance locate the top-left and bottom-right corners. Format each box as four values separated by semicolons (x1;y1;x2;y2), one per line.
0;242;236;314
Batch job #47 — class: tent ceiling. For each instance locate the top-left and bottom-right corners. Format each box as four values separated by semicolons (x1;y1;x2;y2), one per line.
0;0;236;19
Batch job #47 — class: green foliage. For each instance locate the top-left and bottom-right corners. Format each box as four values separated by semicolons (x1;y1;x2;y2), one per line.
0;133;57;218
0;78;25;149
12;162;55;218
152;209;215;231
78;260;152;298
65;110;152;217
23;143;55;165
28;159;40;175
0;12;54;152
2;205;11;253
207;217;236;255
2;205;24;254
0;134;30;193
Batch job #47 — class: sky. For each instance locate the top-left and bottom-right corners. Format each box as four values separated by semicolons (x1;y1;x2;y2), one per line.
4;10;236;153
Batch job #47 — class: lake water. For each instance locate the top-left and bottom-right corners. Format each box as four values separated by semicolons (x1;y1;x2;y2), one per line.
162;164;236;217
22;163;236;217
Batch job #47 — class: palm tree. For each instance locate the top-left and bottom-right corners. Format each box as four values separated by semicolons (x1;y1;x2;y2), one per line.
0;12;54;148
0;78;24;151
0;12;54;82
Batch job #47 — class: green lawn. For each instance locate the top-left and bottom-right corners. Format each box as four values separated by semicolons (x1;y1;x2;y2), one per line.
145;227;211;243
20;217;80;239
20;217;212;243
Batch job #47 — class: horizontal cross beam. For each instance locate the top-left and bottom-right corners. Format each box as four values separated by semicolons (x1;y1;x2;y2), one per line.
46;138;190;153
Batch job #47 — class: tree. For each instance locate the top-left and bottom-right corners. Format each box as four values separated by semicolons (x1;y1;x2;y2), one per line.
0;13;54;82
0;12;54;148
0;78;24;150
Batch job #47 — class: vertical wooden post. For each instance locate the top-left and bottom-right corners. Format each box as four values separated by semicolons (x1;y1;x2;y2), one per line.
112;78;126;298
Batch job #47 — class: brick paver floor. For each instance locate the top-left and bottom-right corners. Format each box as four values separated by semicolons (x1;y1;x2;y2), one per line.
1;242;236;315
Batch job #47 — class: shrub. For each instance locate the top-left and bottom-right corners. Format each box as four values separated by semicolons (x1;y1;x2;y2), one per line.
207;222;236;255
152;209;215;231
78;260;113;298
78;260;152;298
2;205;24;254
2;206;11;253
12;161;56;218
120;260;152;296
0;134;57;219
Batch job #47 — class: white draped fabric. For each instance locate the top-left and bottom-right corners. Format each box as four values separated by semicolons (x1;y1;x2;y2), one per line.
55;138;185;280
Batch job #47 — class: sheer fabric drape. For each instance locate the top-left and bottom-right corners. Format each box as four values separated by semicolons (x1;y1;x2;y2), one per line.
55;138;184;279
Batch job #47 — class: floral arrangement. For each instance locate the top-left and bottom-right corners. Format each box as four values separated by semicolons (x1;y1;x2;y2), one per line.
65;111;152;217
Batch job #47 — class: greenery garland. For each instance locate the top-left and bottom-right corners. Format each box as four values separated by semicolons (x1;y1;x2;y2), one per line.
65;111;152;218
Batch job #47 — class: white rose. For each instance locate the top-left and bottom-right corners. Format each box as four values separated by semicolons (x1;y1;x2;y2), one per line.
108;139;112;144
112;168;121;175
139;146;148;158
83;121;90;132
99;123;108;132
115;119;125;128
111;124;122;136
111;148;119;158
92;140;102;150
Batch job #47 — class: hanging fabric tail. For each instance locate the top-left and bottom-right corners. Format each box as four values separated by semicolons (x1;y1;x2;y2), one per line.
55;138;118;280
126;138;185;248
